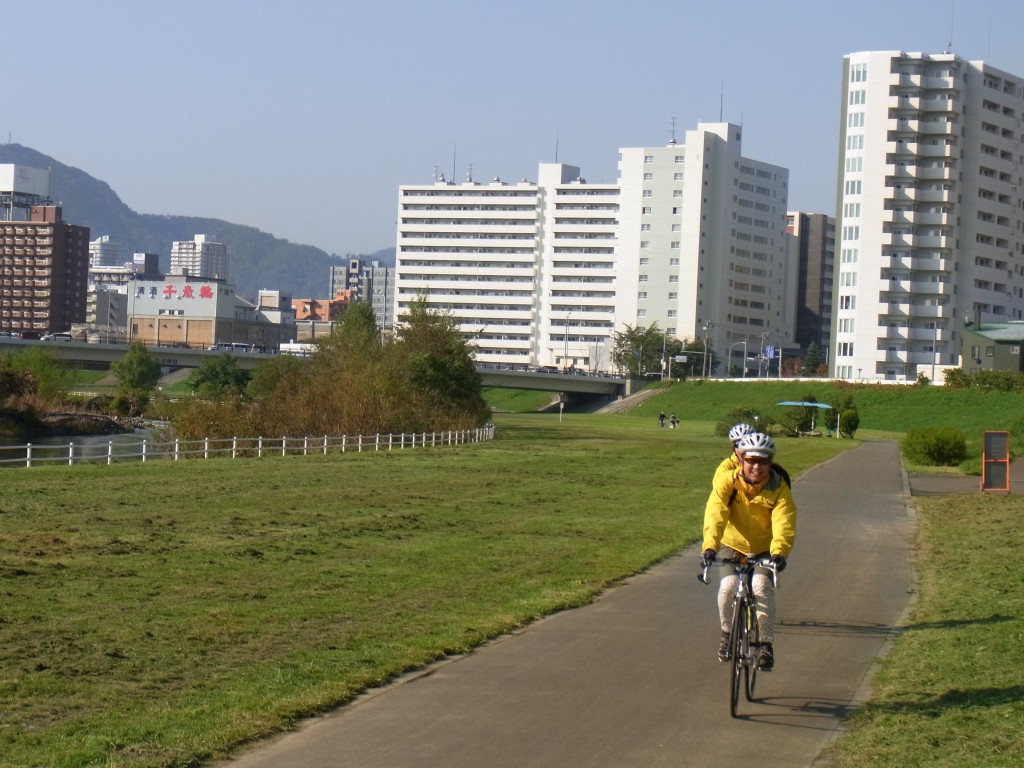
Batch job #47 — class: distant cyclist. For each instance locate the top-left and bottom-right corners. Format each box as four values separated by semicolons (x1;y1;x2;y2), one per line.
699;432;796;671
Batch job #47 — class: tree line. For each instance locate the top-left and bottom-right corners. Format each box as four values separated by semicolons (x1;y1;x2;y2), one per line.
0;299;491;441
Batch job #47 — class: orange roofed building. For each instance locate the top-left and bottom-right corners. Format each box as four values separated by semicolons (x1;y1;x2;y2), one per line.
292;289;354;322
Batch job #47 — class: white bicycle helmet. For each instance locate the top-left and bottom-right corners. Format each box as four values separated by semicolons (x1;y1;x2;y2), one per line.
728;423;754;442
736;432;776;459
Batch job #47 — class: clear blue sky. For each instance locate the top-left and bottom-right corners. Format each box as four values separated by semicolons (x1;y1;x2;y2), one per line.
5;0;1021;257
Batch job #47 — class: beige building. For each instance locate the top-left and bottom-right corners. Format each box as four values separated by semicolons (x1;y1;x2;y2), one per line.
127;275;288;350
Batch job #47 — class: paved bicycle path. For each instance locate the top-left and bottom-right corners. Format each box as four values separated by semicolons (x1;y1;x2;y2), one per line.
219;441;913;768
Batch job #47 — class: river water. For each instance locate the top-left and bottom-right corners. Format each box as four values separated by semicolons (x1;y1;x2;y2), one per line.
0;429;158;468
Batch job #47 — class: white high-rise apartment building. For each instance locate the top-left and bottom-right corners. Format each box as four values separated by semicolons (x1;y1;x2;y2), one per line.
619;123;792;374
834;50;1024;381
394;122;792;373
170;234;229;281
89;235;122;268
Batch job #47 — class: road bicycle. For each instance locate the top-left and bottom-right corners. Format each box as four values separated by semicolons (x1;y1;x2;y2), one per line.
699;554;779;717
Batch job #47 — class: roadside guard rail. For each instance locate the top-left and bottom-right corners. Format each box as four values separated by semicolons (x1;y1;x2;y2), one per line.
0;425;496;468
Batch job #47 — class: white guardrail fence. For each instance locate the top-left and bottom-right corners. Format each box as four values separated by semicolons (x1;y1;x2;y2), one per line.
0;425;496;468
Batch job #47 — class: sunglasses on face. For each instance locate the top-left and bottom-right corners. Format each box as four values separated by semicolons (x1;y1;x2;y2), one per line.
742;457;770;466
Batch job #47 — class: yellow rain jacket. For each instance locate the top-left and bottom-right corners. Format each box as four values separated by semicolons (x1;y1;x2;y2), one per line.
712;453;740;486
702;467;796;557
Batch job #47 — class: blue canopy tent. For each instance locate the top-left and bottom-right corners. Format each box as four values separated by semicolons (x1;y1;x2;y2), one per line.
775;401;838;436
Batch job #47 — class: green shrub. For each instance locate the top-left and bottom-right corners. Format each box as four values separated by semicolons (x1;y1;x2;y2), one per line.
902;427;968;466
716;407;766;437
839;408;860;438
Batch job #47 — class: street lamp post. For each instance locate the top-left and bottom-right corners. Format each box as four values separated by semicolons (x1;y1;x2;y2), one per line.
563;311;572;370
702;322;713;378
728;340;748;378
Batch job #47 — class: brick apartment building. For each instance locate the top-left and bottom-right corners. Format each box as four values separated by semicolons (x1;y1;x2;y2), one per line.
0;205;90;335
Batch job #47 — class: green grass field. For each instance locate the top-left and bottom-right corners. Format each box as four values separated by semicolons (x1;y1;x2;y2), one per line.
1;380;1022;766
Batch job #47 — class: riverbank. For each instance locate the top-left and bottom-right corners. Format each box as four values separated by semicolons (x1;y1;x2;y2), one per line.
0;407;142;441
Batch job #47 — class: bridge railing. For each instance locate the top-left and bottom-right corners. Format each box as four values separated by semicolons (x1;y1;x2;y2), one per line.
0;425;496;469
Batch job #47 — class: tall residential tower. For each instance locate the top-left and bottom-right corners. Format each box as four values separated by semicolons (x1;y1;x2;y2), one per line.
833;50;1024;381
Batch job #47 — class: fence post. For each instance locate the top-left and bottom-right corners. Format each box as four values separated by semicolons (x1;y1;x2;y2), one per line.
142;439;148;463
26;443;32;468
68;442;74;466
389;433;393;450
304;436;309;456
107;440;114;466
375;433;380;451
174;438;180;461
204;437;210;460
324;435;329;455
281;437;287;456
400;433;405;449
232;436;238;459
342;435;347;453
258;436;263;458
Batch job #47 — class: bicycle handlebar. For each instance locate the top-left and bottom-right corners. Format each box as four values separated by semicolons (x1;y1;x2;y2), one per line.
698;555;779;587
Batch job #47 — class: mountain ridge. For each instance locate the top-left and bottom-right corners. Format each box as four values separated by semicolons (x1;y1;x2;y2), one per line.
0;144;395;301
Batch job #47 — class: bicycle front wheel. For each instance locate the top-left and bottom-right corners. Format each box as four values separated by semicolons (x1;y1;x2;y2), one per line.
744;602;759;702
729;603;744;717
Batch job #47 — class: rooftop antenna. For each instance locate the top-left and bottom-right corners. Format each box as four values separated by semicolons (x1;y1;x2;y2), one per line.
986;12;991;60
945;0;954;53
669;116;678;145
466;163;474;183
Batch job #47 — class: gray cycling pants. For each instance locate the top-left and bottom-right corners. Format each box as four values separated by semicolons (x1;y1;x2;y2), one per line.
715;548;777;643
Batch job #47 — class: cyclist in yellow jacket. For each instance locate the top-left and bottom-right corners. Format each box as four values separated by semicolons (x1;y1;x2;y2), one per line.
700;432;796;671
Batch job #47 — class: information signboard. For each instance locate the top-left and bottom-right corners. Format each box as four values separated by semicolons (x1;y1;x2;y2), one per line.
981;430;1011;493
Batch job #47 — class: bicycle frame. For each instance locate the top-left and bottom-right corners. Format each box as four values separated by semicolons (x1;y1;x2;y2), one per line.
699;554;779;717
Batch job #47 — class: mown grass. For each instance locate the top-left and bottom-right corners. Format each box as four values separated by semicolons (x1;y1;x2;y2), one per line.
0;414;849;767
4;377;1022;767
822;493;1024;767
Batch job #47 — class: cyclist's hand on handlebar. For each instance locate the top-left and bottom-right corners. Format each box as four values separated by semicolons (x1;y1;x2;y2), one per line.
770;554;787;572
699;549;717;569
